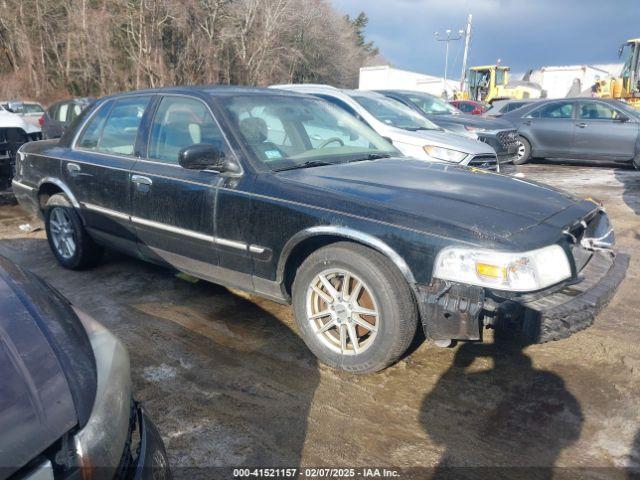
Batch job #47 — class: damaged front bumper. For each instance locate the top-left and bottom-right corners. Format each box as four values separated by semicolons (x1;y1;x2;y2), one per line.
416;250;629;344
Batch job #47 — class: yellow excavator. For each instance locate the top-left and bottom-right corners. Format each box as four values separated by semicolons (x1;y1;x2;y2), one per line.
595;38;640;109
457;65;545;103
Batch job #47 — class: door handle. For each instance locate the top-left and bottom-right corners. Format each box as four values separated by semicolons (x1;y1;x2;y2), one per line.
66;163;81;176
131;175;153;186
576;122;587;128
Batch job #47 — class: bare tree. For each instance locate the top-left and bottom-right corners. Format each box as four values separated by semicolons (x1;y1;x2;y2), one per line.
0;0;377;101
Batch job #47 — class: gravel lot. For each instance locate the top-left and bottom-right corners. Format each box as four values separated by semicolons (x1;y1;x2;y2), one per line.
1;161;639;479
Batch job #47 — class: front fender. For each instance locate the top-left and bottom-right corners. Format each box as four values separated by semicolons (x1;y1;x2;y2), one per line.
276;226;418;287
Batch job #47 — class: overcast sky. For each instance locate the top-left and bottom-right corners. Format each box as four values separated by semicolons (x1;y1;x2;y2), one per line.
331;0;640;78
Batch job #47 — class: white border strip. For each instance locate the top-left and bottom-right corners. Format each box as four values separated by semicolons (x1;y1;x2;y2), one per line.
82;202;259;252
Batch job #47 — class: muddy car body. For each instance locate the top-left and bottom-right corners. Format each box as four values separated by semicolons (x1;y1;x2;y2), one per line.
0;256;170;479
13;86;628;373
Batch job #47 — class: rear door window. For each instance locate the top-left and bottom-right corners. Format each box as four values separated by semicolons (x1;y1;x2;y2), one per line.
76;101;114;150
97;96;151;156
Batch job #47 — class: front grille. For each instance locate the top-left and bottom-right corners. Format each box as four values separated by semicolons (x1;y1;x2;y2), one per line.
468;154;498;171
496;129;519;147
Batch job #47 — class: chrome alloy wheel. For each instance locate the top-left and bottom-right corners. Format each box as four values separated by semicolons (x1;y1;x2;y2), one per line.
516;141;526;161
305;269;380;355
49;208;77;259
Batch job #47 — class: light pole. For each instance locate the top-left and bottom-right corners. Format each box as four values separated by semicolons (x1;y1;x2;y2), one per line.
434;28;464;98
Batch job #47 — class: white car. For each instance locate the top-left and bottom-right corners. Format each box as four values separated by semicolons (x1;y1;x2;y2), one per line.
0;105;42;185
0;101;45;128
271;84;500;170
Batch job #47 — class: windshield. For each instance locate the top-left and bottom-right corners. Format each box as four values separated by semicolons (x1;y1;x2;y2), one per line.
402;92;459;116
220;95;398;171
349;93;440;130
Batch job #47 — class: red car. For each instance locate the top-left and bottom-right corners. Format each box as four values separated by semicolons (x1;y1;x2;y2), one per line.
449;100;488;115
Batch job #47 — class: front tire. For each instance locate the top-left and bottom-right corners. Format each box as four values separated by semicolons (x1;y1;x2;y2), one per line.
513;136;532;165
292;242;418;373
45;193;103;269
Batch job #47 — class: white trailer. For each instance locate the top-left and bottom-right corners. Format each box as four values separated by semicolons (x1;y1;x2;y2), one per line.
359;65;460;98
528;64;623;99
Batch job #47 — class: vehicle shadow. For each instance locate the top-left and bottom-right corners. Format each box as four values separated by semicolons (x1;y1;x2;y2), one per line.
419;337;583;480
0;237;320;480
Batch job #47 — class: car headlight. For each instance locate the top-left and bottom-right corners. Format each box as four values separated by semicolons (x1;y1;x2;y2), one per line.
423;145;467;163
433;244;571;292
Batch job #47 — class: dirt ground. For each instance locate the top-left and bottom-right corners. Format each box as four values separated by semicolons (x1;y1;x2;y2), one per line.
1;161;639;479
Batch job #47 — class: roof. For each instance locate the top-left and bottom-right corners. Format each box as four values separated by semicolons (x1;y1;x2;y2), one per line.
470;65;511;70
101;85;310;101
376;89;438;98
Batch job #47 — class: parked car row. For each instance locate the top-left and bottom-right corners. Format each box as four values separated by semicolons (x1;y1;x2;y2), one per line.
272;84;505;169
0;104;42;187
377;89;520;165
0;98;93;187
11;85;627;372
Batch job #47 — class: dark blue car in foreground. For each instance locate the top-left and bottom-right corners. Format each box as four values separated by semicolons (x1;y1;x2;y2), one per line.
0;256;170;479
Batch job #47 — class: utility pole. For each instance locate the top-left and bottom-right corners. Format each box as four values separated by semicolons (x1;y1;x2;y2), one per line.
460;14;473;93
434;28;464;98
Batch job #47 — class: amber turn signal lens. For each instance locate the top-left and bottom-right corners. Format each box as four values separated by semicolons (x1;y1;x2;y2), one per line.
476;263;506;280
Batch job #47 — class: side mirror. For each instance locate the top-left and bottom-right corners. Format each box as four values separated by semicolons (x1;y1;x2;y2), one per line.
615;114;630;123
178;143;238;173
179;143;225;170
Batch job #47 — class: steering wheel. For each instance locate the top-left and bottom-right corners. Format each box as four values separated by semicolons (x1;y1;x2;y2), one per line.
318;137;345;148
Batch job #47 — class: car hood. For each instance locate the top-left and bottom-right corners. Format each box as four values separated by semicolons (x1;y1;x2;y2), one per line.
427;113;515;131
386;125;496;155
0;257;96;475
277;158;594;246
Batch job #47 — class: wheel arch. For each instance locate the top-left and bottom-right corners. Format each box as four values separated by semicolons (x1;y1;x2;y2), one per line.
37;178;81;211
517;131;535;155
277;226;417;297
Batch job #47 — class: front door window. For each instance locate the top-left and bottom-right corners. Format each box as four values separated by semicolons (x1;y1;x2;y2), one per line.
148;96;228;164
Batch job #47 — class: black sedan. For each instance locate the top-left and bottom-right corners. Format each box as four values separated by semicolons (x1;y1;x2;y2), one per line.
12;86;627;373
0;256;170;479
499;97;640;168
377;89;520;164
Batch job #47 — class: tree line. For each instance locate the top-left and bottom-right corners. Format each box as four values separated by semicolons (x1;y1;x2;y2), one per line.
0;0;380;102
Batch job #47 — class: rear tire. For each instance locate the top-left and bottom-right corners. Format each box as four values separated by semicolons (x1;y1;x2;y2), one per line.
45;193;103;269
292;242;418;374
513;136;532;165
